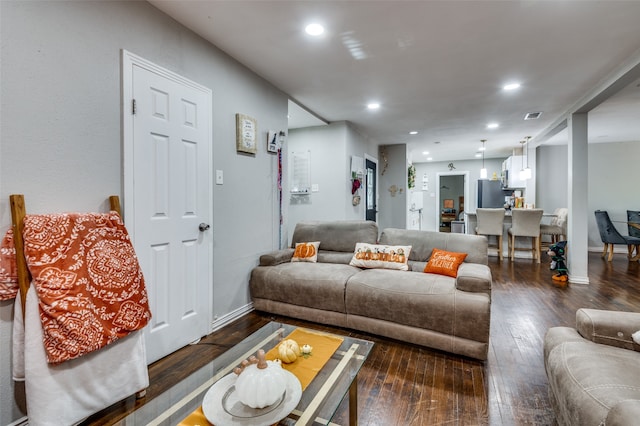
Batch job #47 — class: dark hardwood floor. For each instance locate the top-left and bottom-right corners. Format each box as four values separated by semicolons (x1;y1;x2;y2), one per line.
84;252;640;426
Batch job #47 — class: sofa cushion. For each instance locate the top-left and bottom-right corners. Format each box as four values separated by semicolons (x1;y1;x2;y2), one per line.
349;243;411;271
250;263;362;313
545;336;640;426
423;248;467;277
291;220;378;253
379;228;488;265
316;251;355;265
345;269;490;341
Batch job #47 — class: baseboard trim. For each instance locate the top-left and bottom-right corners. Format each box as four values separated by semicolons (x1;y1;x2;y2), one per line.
588;246;633;254
211;303;254;332
6;416;28;426
568;274;590;285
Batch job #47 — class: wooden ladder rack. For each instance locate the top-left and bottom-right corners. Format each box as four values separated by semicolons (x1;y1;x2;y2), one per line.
9;194;122;317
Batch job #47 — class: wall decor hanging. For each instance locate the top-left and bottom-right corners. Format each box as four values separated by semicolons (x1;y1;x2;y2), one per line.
408;164;416;189
267;130;286;154
236;113;257;154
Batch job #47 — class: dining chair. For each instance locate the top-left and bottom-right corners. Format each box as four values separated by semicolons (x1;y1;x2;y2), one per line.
508;209;544;262
540;207;568;247
475;208;506;260
627;210;640;238
594;210;640;261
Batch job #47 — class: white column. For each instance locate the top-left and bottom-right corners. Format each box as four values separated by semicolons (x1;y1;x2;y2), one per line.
567;113;589;284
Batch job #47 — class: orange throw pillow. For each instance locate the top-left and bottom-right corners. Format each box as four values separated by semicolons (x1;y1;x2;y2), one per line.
291;241;320;263
424;248;467;277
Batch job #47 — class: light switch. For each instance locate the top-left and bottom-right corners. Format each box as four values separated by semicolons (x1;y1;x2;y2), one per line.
216;170;224;185
312;184;319;192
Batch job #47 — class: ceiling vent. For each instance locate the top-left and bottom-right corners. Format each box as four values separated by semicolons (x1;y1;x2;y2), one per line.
524;112;542;120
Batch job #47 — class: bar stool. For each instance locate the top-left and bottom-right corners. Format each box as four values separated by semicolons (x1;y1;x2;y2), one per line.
540;207;568;247
508;209;544;262
475;208;506;260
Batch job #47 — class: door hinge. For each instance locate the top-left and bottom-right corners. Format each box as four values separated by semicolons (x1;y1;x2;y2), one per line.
132;98;137;115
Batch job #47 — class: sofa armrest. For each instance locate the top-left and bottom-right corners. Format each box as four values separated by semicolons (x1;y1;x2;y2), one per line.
259;248;295;266
576;308;640;351
455;263;492;294
606;400;640;425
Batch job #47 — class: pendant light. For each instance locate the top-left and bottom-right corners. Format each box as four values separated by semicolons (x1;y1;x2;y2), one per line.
523;136;532;180
520;141;527;180
480;139;487;179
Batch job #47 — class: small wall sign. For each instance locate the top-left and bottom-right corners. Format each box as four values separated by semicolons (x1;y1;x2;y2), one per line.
236;113;257;154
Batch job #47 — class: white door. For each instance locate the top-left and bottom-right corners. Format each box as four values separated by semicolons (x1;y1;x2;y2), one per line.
123;51;212;364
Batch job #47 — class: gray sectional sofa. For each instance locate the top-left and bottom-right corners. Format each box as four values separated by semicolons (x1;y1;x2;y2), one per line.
544;309;640;425
250;220;492;360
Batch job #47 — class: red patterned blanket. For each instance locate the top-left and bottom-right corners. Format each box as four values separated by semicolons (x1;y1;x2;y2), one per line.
1;212;151;363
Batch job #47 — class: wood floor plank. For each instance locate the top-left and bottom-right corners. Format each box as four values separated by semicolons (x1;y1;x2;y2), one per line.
83;252;640;425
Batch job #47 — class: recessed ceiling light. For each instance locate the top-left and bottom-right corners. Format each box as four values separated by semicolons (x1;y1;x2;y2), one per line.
409;131;418;135
367;102;380;110
503;83;521;91
487;123;499;129
305;23;324;36
479;145;486;151
475;153;482;158
427;157;433;161
422;151;429;155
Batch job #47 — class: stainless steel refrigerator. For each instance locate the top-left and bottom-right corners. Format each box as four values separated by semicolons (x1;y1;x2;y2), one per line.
477;180;506;208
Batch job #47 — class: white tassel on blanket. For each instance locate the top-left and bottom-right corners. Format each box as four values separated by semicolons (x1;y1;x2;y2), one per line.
13;285;149;426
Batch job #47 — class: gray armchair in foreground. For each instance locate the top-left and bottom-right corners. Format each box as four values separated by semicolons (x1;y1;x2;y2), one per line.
544;309;640;426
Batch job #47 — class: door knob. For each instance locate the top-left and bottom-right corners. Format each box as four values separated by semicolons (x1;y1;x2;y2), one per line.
199;223;210;232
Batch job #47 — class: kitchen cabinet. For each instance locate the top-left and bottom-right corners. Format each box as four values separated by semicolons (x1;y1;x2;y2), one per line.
502;156;527;189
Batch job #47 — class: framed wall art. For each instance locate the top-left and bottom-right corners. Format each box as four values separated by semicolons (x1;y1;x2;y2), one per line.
267;130;278;153
236;113;257;154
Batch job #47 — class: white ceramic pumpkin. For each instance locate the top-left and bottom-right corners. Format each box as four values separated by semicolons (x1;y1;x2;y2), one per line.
278;339;300;363
235;349;287;409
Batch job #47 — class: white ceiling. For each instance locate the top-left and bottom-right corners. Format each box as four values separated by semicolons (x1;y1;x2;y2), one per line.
148;0;640;162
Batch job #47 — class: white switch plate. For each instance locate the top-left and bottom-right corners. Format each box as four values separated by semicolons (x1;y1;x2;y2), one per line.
312;184;319;192
216;170;224;185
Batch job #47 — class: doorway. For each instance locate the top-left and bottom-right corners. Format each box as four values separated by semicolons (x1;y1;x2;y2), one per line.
435;171;469;232
122;50;213;364
365;156;378;222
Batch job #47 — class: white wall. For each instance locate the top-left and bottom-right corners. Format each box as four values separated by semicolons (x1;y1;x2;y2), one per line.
378;144;408;231
536;145;569;212
0;2;288;423
536;141;640;249
587;142;640;248
287;123;347;239
286;121;378;242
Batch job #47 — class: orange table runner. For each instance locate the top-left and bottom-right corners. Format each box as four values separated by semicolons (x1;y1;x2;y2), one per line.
179;328;344;426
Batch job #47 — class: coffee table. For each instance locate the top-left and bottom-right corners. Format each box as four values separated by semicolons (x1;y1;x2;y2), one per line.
123;322;374;425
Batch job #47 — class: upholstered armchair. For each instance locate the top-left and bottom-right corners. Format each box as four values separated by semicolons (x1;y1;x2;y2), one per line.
594;210;640;261
545;309;640;425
